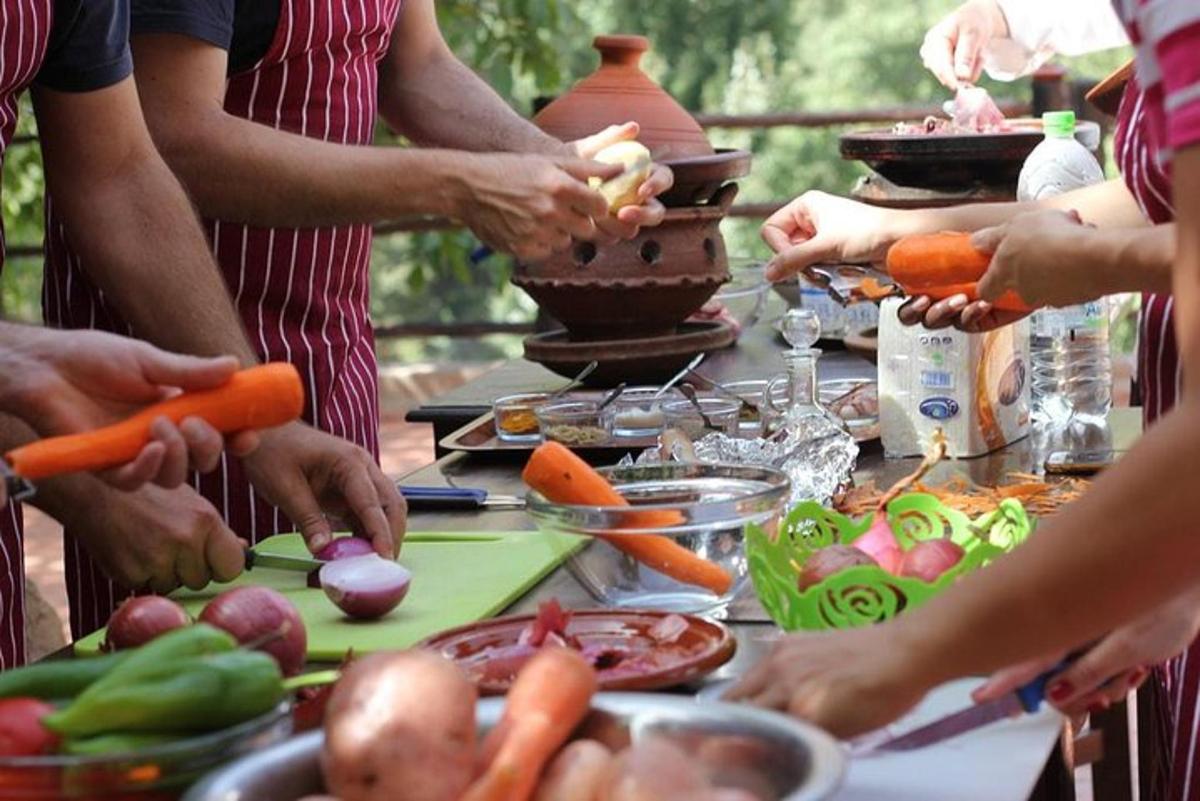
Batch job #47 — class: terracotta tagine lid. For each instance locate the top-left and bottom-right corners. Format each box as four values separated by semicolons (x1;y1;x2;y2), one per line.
534;34;714;160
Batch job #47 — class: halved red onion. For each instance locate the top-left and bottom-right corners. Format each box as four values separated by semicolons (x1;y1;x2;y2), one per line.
307;537;376;588
319;555;411;620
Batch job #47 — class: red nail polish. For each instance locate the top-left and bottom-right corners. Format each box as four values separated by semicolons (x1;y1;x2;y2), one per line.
1048;680;1073;702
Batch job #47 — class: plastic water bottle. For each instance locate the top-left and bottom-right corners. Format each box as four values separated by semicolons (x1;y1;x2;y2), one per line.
1016;111;1111;426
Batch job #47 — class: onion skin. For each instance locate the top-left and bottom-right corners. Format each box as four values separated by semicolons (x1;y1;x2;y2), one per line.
320;556;412;620
853;516;904;574
798;545;880;591
199;587;307;677
898;539;965;583
102;596;191;651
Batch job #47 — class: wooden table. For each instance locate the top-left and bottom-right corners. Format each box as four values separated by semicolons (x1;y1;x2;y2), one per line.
397;318;1144;799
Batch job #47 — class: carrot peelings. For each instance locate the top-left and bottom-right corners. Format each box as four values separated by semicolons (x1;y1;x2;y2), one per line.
462;647;597;801
6;363;304;480
886;232;1031;312
523;441;734;596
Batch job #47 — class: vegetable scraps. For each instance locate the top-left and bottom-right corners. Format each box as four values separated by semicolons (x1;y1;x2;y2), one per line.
522;441;733;596
885;232;1031;312
5;362;305;481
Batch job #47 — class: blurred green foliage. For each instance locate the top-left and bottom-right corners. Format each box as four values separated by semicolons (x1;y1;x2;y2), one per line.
1;0;1134;362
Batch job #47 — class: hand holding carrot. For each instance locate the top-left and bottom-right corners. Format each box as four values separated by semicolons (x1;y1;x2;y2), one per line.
0;324;259;492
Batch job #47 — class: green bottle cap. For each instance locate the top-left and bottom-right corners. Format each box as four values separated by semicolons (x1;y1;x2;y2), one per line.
1042;110;1076;138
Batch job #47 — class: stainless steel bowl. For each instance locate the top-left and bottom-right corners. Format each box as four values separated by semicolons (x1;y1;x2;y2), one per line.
526;464;791;615
183;694;845;801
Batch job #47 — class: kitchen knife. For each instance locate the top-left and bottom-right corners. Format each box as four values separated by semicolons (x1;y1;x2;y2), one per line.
243;549;324;573
869;662;1063;752
0;460;35;503
398;485;525;511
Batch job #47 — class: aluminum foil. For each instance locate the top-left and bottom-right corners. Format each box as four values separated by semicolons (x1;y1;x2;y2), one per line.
631;414;858;506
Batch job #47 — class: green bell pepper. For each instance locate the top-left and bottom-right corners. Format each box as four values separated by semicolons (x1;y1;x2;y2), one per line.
45;650;284;738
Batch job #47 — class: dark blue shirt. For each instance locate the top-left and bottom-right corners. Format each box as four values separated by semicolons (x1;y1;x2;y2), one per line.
130;0;279;75
36;0;133;93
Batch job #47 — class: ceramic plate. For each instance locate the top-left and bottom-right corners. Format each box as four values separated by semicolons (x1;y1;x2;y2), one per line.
422;609;736;695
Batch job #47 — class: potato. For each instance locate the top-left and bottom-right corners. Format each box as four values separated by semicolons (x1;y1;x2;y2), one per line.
589;141;653;214
599;738;712;801
321;651;477;801
535;740;614;801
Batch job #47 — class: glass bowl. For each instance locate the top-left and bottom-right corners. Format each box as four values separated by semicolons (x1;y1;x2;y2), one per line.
534;401;614;447
721;380;790;434
710;261;770;332
662;398;742;439
611;386;680;438
493;392;552;443
0;703;292;800
526;464;791;616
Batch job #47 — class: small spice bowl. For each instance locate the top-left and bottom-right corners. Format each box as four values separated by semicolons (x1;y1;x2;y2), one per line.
611;386;680;438
535;400;614;447
662;397;741;439
493;393;551;443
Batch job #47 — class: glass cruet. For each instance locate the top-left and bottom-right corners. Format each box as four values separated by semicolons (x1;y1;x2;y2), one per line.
767;308;852;435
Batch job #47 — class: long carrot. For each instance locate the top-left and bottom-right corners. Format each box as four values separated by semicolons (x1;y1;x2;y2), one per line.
523;442;734;596
886;232;1032;313
463;647;597;801
6;363;304;480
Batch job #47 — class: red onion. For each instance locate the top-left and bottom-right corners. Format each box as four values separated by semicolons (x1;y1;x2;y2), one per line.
103;596;190;651
199;586;307;676
899;540;965;583
307;536;376;588
320;555;411;620
797;545;880;591
852;517;904;574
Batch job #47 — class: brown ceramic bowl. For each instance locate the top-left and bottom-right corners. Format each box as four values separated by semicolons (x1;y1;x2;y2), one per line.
659;149;752;207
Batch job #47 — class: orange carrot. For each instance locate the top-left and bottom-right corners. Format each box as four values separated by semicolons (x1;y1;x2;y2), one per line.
463;647;597;801
6;363;304;480
886;233;1032;313
523;442;734;596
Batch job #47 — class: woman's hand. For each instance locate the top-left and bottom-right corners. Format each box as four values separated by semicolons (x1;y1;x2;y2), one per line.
761;191;900;282
0;325;258;491
973;587;1200;716
724;626;932;739
570;122;673;238
920;0;1009;89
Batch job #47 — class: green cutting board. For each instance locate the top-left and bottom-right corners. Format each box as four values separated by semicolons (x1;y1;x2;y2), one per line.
75;531;579;662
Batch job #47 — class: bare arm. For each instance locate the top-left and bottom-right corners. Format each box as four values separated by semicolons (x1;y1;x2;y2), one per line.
32;79;256;363
378;0;567;155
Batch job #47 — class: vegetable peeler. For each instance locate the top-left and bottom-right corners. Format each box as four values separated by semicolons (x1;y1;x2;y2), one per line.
397;485;525;511
801;264;899;307
0;459;35;503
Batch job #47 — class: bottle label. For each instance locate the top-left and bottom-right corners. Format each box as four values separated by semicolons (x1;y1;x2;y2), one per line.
919;397;960;420
920;369;955;390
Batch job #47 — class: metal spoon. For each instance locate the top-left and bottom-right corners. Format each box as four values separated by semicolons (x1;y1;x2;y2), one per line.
597;382;628;411
686;367;761;417
654;353;706;400
549;361;598;399
679;383;720;432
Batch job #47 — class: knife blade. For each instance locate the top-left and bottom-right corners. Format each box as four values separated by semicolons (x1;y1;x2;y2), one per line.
870;663;1059;752
243;549;324;573
398;485;525;511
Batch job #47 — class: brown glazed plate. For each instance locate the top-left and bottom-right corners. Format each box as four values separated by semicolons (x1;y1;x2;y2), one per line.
422;609;737;695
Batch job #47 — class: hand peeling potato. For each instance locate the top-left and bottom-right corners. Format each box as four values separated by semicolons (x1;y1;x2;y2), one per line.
589;142;653;214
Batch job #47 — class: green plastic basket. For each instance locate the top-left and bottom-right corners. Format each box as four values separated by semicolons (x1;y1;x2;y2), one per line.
747;493;1033;631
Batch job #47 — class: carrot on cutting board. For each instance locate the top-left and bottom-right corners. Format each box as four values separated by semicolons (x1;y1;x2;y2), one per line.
523;442;734;596
462;647;597;801
6;363;304;481
885;232;1032;313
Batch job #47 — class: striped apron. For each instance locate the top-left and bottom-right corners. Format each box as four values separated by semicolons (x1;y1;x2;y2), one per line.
42;0;402;638
1114;81;1200;801
0;0;53;669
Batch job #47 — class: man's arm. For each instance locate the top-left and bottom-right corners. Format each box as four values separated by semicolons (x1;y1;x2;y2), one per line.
378;0;567;155
32;78;257;363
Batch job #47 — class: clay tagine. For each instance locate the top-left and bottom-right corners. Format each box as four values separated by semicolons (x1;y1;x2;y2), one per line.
534;34;713;162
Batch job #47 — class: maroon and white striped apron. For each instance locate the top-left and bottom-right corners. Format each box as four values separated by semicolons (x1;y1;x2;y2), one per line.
0;0;54;670
43;0;402;638
1114;80;1200;801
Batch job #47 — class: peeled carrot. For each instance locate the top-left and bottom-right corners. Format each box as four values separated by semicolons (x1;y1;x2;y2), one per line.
886;233;1032;313
463;647;597;801
6;363;304;480
523;442;734;596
